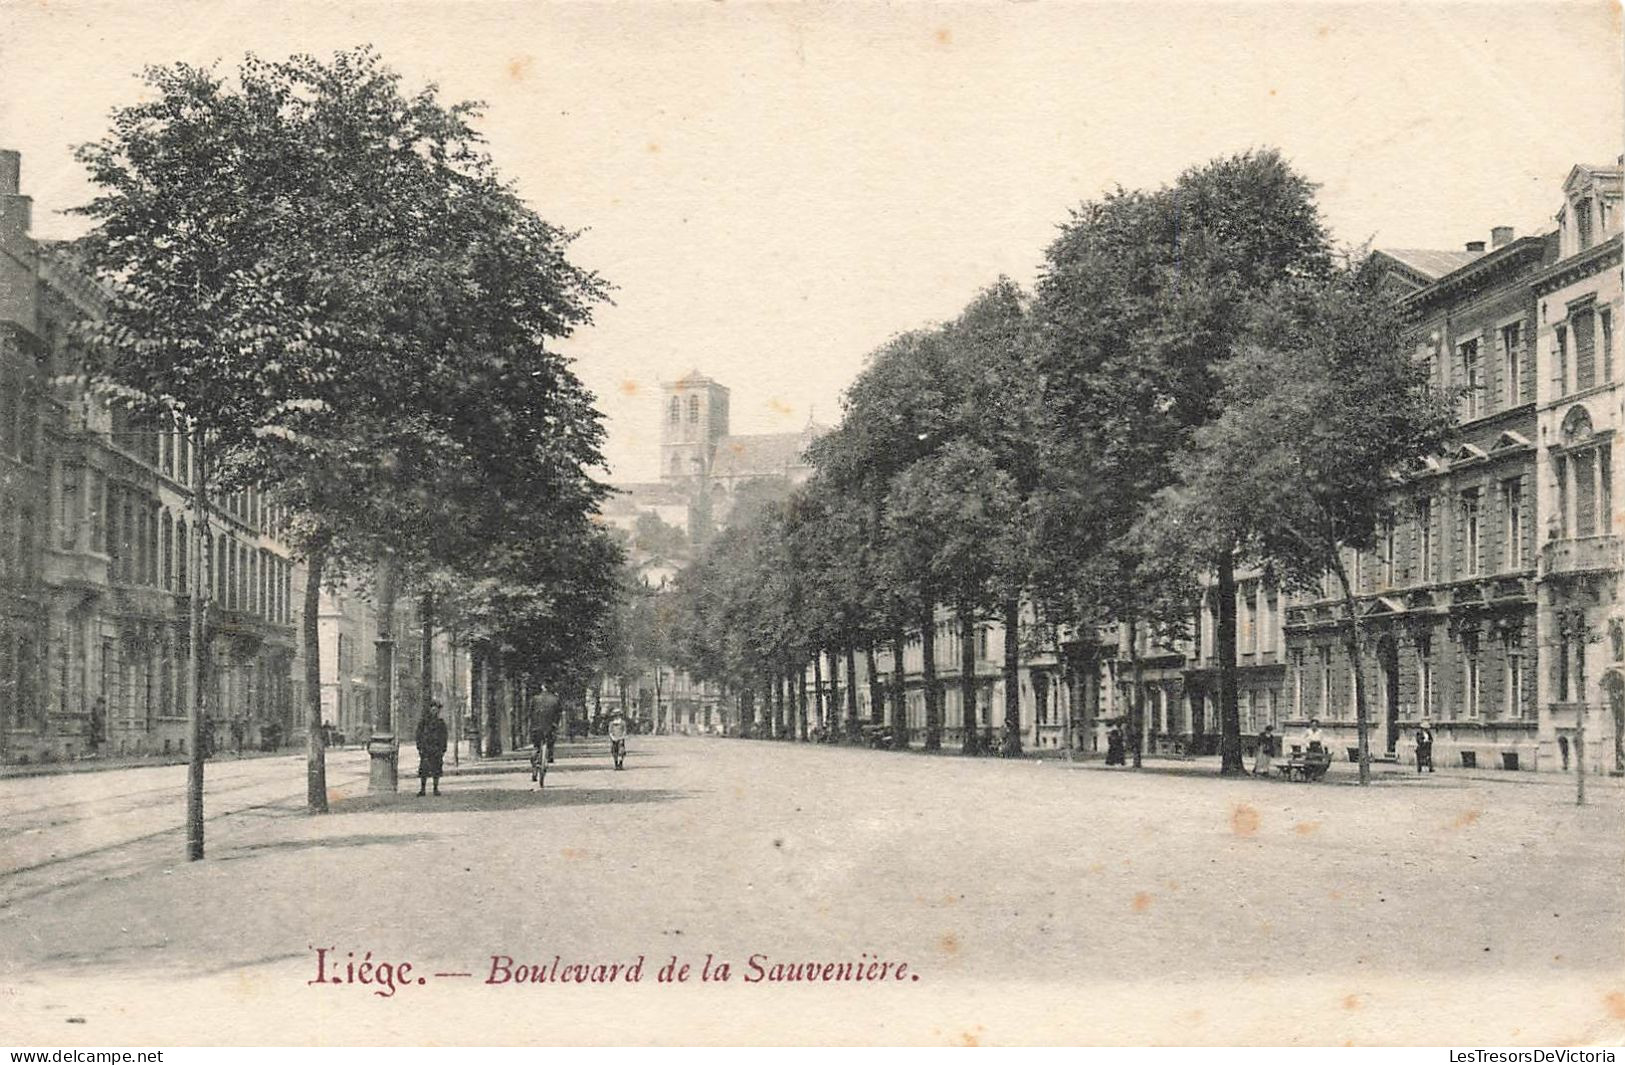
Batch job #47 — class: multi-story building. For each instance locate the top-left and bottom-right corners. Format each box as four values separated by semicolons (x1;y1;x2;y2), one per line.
1;149;299;763
1278;226;1555;769
1533;162;1623;776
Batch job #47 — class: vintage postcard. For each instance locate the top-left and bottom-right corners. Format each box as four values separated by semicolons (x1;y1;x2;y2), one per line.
2;0;1623;1049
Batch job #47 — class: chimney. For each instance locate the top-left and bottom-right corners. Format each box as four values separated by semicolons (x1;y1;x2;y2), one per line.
1491;226;1515;249
1465;240;1486;253
0;150;19;195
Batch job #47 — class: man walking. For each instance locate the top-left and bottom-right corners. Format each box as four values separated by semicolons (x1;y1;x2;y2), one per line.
608;712;628;770
416;701;449;796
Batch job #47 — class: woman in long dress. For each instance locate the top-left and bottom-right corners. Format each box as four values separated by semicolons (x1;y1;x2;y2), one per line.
1252;724;1276;776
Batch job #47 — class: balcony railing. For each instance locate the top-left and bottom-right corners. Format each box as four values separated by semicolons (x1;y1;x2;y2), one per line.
1540;534;1622;578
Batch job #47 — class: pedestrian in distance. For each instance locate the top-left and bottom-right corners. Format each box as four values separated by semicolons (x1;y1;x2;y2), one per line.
608;713;628;770
1415;720;1435;774
416;700;449;796
1304;718;1326;754
1559;733;1571;771
1105;724;1126;766
1253;723;1276;777
529;717;549;789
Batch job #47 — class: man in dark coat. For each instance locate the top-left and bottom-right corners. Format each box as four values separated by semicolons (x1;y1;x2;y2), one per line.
1105;724;1126;766
416;701;449;796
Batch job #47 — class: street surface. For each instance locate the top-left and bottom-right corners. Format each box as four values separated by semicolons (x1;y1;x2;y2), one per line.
2;738;1623;1045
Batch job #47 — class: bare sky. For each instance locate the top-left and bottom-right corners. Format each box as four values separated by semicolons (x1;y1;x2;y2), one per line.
3;1;1620;481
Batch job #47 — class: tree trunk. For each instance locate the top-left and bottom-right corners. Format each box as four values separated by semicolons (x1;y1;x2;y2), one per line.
1128;619;1145;770
740;687;754;739
1000;597;1023;757
419;588;434;729
773;669;786;739
1216;548;1244;775
484;654;503;756
890;623;908;749
304;542;328;813
812;652;825;735
797;662;809;742
844;642;860;740
1330;553;1372;786
761;675;773;739
186;430;207;859
921;608;941;750
469;647;485;759
958;603;979;755
864;639;885;726
369;555;400;793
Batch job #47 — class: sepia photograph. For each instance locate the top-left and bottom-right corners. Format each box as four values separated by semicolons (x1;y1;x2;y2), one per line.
1;0;1623;1050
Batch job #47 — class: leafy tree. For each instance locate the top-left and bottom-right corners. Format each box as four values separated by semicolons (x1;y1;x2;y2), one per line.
1034;149;1331;774
1162;265;1455;783
71;48;610;812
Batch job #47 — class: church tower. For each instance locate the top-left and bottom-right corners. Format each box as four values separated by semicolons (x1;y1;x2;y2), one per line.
659;370;730;483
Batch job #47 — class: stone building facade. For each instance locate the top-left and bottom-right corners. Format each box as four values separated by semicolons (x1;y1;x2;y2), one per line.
1;149;299;763
1533;163;1624;776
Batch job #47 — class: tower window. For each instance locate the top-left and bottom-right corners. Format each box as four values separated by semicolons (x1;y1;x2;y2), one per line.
688;395;699;423
669;397;680;424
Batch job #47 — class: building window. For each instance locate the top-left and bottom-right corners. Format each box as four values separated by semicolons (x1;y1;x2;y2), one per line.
1460;338;1481;418
1290;649;1304;717
88;471;105;553
1462;489;1480;576
1576;197;1594;250
1318;646;1332;716
1574;308;1597;391
1603;308;1616;383
1501;321;1523;404
1418;498;1434;583
59;464;82;550
1241;585;1257;653
687;395;699;423
161;511;173;591
1416;637;1433;720
1574;450;1598;536
1505;638;1523;720
668;397;680;424
176;517;188;593
1381;516;1396;587
1503;479;1523;570
1555;325;1569;397
1463;632;1480;719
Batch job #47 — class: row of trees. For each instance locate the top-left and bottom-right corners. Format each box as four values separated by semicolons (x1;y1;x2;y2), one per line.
68;49;625;848
665;149;1457;781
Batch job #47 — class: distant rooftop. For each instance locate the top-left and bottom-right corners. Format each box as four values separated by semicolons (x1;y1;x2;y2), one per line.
1378;248;1486;280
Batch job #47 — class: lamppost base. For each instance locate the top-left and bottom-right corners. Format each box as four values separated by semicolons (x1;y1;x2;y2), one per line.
367;734;399;794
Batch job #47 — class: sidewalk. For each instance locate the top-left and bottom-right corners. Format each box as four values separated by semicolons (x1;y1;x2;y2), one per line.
0;738;490;780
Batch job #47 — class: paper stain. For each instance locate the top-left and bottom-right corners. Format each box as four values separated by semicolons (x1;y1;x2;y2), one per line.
618;379;640;396
958;1027;983;1046
1329;889;1343;901
1343;994;1363;1011
935;27;952;46
1294;821;1319;836
1230;803;1260;837
561;847;590;861
646;142;661;154
1604;991;1625;1020
507;55;534;81
939;933;959;955
769;397;794;417
1132;892;1152;913
1450;809;1483;829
